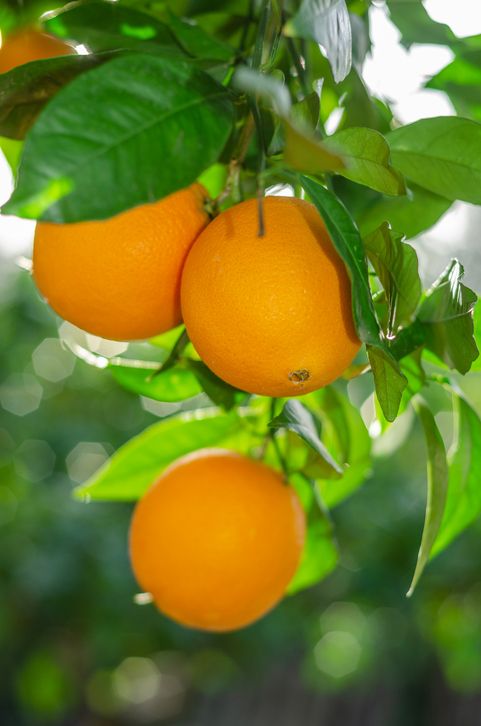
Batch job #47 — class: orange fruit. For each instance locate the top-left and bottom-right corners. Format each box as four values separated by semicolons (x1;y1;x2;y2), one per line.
129;449;305;632
33;184;209;341
181;195;360;397
0;27;73;73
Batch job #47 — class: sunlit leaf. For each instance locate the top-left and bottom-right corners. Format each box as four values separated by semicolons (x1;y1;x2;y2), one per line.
287;516;338;594
407;399;448;596
4;54;234;221
367;345;407;423
110;363;202;402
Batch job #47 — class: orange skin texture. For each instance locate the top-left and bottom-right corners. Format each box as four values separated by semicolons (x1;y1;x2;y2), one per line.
129;449;306;632
181;196;360;397
0;27;73;73
33;184;209;341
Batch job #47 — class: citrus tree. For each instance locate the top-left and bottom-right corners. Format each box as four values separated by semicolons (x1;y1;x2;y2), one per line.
1;0;481;630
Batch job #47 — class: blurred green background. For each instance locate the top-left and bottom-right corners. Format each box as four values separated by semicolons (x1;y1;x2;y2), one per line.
2;227;481;726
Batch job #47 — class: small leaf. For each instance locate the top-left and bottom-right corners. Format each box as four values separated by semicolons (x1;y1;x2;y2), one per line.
0;53;110;140
387;117;481;204
186;360;245;411
285;0;352;83
284;120;345;173
358;184;452;239
407;399;449;596
364;222;422;332
367;346;407;423
419;260;479;374
432;394;481;556
4;54;234;221
110;363;201;402
287;517;338;594
324;126;406;196
75;410;243;501
269;400;342;477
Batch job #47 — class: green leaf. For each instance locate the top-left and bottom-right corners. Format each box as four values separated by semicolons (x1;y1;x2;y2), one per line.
387;0;456;47
427;56;481;123
407;399;449;596
166;10;234;61
0;53;110;140
367;345;407;423
313;386;371;507
186;360;245;411
358;184;452;239
364;222;422;332
75;410;243;501
419;260;479;374
43;2;184;54
285;0;352;83
291;91;321;130
233;65;291;116
0;136;22;177
110;363;202;402
287;517;338;594
4;54;234;221
284;121;345;173
432;395;481;556
472;303;481;371
324;126;406;196
269;400;343;477
387;117;481;204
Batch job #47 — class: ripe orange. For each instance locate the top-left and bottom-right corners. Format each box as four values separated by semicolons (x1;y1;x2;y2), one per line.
0;27;73;73
33;184;209;341
181;195;360;397
129;449;306;632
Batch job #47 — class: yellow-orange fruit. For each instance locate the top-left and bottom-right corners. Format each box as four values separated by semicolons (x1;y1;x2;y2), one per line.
33;184;209;341
129;449;306;632
181;195;360;397
0;27;73;73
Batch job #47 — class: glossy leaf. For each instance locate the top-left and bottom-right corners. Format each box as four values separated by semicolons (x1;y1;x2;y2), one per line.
364;222;422;332
166;10;234;61
419;260;479;374
269;400;343;477
287;517;338;594
43;2;184;54
75;411;243;501
367;346;407;423
388;117;481;204
186;360;245;411
358;184;451;239
432;395;481;556
285;0;352;83
0;53;109;140
407;399;448;596
4;54;234;221
110;363;202;402
324;126;406;196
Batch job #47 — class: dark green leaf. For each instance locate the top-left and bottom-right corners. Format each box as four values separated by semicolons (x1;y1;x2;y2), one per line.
110;363;202;402
387;117;481;204
367;345;407;423
358;184;452;239
75;410;243;501
269;400;343;477
285;0;352;83
364;222;422;331
419;260;479;374
0;52;109;140
432;395;481;556
166;10;234;61
4;54;234;221
186;360;245;411
287;517;338;594
407;399;449;596
291;91;321;130
324;126;406;196
43;2;184;54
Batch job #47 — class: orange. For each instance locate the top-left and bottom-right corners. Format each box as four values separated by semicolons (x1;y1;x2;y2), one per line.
33;184;209;341
181;195;360;397
0;27;73;73
129;449;305;632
